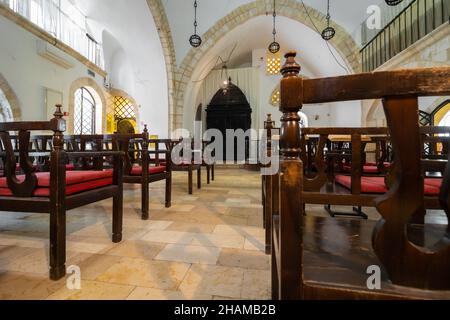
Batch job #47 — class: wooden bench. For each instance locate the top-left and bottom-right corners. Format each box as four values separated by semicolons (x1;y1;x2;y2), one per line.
59;130;172;220
0;106;124;281
270;52;450;299
165;139;202;195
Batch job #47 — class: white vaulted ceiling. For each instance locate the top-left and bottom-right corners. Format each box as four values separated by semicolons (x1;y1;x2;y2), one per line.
162;0;383;65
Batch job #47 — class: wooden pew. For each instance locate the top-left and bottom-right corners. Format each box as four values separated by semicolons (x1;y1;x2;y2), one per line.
61;130;173;220
30;130;173;220
165;139;202;195
271;52;450;299
115;130;172;220
0;106;124;281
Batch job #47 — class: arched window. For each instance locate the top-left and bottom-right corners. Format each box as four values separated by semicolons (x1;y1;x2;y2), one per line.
0;88;13;122
74;87;96;134
432;100;450;126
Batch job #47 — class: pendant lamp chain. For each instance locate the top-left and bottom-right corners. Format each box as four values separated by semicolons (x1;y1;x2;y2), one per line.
189;0;202;48
268;0;280;54
321;0;336;41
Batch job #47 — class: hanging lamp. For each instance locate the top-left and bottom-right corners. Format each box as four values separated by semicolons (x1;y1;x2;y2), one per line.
385;0;403;6
189;0;202;48
321;0;336;41
268;0;280;54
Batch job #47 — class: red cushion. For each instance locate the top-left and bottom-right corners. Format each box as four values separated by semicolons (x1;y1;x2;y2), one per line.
335;175;388;194
424;178;442;196
66;164;75;171
130;166;166;176
0;170;113;197
336;175;443;196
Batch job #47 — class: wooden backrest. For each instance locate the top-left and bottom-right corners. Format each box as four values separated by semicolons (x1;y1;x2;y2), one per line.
0;105;66;197
274;51;450;298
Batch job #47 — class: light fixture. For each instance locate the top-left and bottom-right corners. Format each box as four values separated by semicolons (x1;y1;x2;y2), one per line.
268;0;280;54
385;0;403;6
321;0;335;41
220;65;229;92
189;0;202;48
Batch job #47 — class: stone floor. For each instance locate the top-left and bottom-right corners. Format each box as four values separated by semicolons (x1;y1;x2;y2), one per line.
0;167;447;300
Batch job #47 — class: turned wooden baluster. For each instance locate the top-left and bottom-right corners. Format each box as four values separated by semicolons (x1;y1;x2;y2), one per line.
276;51;303;299
141;124;150;220
373;96;450;289
263;114;275;254
49;104;67;280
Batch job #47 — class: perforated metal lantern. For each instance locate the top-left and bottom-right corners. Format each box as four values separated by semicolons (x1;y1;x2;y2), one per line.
385;0;403;6
268;41;280;54
321;26;336;41
189;34;202;48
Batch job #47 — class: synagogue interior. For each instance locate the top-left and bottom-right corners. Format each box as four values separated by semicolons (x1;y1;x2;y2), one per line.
0;0;449;301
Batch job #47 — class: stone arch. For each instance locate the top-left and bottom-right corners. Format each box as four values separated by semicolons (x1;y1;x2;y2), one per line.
173;0;361;131
0;73;21;121
146;0;177;133
68;77;107;134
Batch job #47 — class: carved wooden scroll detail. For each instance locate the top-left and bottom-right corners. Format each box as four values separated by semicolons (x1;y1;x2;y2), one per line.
0;130;37;197
373;96;450;290
303;134;328;192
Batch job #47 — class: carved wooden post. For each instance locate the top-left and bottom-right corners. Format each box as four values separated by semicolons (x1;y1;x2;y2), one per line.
49;104;67;280
264;114;275;254
142;124;150;220
277;51;303;299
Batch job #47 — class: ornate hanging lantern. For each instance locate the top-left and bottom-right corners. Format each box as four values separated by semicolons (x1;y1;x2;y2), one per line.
385;0;403;6
189;0;202;48
321;0;336;41
268;0;280;54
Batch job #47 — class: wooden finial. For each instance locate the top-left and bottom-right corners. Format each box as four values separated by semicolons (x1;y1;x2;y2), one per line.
144;124;148;133
279;51;303;160
54;104;64;119
281;51;301;78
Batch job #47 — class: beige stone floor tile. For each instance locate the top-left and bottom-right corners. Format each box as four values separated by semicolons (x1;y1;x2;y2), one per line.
246;215;264;228
119;219;173;230
179;265;245;299
96;257;190;290
224;207;261;218
191;233;245;249
212;202;262;209
243;236;266;252
213;225;264;238
217;249;270;270
213;296;240;300
126;287;185;300
165;222;215;234
46;280;134;300
68;253;123;281
0;246;36;268
0;271;66;300
141;230;196;245
225;198;252;204
105;240;166;260
67;238;115;255
1;249;78;275
166;204;196;213
155;244;221;265
240;269;270;300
